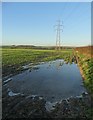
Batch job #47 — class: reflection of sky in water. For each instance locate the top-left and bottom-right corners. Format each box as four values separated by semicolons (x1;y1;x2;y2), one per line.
7;59;87;102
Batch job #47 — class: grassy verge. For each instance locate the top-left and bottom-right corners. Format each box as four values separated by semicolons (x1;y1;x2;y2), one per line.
76;53;93;94
75;52;93;119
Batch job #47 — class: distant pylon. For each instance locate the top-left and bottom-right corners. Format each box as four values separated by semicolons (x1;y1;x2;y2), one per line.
55;20;63;50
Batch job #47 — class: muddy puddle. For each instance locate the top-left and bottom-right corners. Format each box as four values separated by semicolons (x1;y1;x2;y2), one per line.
3;59;87;103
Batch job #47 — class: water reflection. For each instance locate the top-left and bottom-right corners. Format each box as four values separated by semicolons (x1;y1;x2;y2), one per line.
6;59;86;102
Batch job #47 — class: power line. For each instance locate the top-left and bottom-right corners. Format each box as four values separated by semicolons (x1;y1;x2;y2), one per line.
63;3;81;24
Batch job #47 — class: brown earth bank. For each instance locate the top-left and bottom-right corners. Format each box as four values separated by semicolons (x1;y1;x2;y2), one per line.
75;46;93;57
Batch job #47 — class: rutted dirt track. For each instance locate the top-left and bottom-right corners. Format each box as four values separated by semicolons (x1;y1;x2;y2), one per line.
2;85;92;119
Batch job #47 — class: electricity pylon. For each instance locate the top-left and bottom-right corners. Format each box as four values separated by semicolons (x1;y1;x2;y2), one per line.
55;20;63;50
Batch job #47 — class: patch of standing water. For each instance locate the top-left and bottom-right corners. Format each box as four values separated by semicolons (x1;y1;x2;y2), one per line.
3;78;12;84
7;88;21;97
45;101;58;111
22;63;33;69
6;59;87;103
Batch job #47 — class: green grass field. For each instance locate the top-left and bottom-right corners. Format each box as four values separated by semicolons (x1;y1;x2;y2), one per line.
2;48;73;76
2;48;73;67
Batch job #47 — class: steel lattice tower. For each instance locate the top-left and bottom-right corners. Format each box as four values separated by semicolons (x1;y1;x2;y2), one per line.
55;20;63;50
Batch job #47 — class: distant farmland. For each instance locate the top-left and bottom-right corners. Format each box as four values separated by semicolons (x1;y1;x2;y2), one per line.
2;45;74;50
